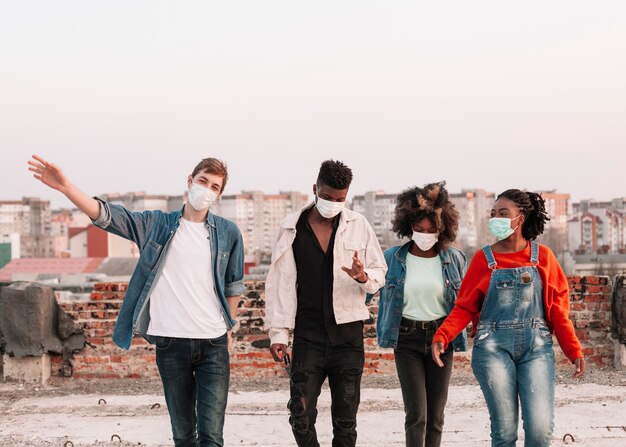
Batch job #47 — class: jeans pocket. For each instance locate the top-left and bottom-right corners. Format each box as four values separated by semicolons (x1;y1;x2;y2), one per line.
208;333;228;347
473;327;493;346
398;324;414;335
155;336;173;350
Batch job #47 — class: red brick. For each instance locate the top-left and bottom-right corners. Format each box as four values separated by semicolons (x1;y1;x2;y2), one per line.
583;294;602;303
94;282;108;291
584;276;600;285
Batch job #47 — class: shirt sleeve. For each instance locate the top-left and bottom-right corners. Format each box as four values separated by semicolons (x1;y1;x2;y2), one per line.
433;250;488;348
359;220;387;294
543;247;583;362
224;225;246;298
90;197;157;250
269;328;290;346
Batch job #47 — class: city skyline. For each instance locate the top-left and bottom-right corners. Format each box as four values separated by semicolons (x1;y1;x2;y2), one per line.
2;2;625;208
2;185;615;210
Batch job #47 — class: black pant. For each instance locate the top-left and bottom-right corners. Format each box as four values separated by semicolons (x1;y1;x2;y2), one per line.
394;319;453;447
288;336;365;447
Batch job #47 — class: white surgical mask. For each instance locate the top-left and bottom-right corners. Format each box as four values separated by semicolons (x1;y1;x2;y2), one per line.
316;196;345;219
412;231;438;251
188;183;218;211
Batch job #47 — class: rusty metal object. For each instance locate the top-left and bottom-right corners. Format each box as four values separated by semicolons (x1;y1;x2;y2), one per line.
150;403;161;409
98;398;107;405
111;434;122;442
63;441;74;447
562;433;575;443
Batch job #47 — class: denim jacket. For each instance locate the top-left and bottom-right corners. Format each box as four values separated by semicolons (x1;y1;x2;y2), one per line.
369;241;468;351
92;198;246;350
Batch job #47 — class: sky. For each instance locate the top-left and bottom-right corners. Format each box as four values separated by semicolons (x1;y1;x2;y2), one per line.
1;1;625;208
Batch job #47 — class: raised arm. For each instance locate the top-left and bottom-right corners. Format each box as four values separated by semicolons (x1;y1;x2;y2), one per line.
28;154;100;220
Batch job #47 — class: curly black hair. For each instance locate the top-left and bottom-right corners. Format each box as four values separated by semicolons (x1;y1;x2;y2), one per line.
316;160;353;189
497;189;550;240
391;181;459;251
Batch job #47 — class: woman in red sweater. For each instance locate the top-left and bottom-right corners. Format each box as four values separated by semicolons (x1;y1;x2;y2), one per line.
432;189;585;447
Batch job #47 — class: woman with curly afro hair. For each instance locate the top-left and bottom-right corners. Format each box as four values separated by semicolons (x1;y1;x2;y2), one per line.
432;189;586;447
372;181;468;447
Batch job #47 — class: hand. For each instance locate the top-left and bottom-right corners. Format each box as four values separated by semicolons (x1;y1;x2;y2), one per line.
573;357;586;378
431;341;446;367
28;155;70;193
270;343;288;362
341;251;368;283
227;331;233;354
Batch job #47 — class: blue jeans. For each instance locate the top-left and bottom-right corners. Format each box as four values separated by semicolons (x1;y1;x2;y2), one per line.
155;334;230;447
472;321;555;447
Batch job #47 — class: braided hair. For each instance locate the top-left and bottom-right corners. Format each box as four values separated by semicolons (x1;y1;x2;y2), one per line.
497;189;550;241
391;181;459;251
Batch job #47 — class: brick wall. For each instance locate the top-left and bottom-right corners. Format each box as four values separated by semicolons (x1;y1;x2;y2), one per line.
52;276;616;379
565;276;614;368
55;283;157;379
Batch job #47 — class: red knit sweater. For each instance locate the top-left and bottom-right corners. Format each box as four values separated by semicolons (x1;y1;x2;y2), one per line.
433;242;583;362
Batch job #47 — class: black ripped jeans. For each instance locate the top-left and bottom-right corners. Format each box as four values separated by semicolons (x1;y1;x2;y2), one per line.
288;336;364;447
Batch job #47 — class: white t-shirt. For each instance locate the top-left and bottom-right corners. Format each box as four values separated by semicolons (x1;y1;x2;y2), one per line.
147;218;227;338
402;253;447;321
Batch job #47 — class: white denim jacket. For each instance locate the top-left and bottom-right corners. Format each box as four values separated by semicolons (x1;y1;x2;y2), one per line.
265;203;387;345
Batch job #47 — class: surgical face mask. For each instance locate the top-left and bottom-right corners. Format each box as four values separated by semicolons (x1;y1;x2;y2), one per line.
489;215;521;241
188;182;218;211
412;231;438;251
316;196;345;219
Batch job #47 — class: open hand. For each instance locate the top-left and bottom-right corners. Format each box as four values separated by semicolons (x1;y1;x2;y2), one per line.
341;251;368;283
28;155;69;192
431;341;446;367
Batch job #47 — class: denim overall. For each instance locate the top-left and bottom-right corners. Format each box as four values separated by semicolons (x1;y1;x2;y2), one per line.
471;242;555;447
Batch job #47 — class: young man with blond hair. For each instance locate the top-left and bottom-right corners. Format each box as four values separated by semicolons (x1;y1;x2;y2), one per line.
29;155;244;447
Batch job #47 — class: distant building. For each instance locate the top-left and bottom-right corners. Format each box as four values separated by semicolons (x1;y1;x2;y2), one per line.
570;198;626;254
352;189;497;253
536;190;570;255
571;253;626;276
0;197;55;257
351;191;399;250
100;192;184;212
449;189;495;251
69;225;139;258
0;256;138;283
0;257;103;282
215;191;308;259
0;233;20;269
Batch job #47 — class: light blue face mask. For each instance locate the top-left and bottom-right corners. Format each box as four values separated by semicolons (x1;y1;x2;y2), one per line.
489;215;521;241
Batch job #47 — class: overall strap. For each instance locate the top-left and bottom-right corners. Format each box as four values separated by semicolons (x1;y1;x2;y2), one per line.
482;245;497;270
530;241;539;266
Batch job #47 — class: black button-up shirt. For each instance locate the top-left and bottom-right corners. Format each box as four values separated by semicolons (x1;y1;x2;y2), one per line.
292;208;363;346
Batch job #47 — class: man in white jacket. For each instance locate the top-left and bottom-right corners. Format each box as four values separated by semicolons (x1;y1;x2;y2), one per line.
265;160;386;447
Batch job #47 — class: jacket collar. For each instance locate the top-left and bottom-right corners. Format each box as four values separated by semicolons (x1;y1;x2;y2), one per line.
178;205;216;228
